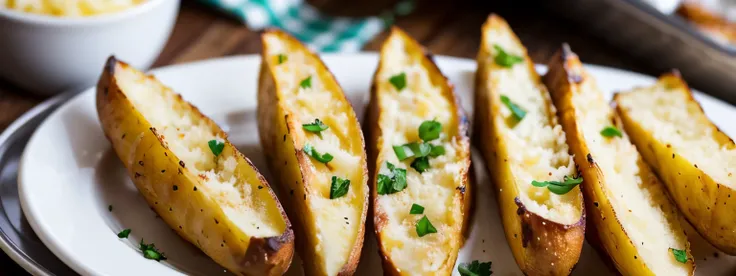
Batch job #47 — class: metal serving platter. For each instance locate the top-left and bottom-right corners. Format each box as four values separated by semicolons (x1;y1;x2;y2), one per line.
546;0;736;105
0;92;78;276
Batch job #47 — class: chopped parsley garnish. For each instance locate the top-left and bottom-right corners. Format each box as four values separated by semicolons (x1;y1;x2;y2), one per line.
392;120;446;173
493;44;524;68
415;215;437;237
277;54;287;64
377;162;407;195
429;145;445;157
393;142;431;161
303;118;329;138
600;126;623;138
410;203;425;214
117;229;131;239
300;76;312;89
670;248;688;263
418;120;442;141
389;72;407;91
500;95;526;122
303;143;333;164
330;176;350;199
139;239;167;262
531;175;583;195
410;156;430;173
208;140;225;157
458;260;493;276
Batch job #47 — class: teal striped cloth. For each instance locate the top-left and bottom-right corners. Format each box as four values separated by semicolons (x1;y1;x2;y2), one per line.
198;0;415;52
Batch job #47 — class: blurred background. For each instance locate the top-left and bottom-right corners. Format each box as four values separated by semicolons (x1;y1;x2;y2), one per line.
1;0;735;273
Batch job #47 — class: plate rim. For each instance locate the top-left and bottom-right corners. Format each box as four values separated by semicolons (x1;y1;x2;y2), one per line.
13;53;736;275
0;91;76;276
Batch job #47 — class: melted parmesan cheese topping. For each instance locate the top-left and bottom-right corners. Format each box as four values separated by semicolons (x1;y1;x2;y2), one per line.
115;65;284;237
374;35;467;274
616;82;736;188
572;76;690;275
264;36;365;276
483;25;581;224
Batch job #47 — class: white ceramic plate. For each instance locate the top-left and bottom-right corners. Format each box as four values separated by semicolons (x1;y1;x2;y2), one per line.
17;54;736;275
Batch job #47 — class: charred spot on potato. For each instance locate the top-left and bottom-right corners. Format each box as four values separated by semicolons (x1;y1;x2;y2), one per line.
103;86;109;95
179;160;186;168
121;133;126;139
694;164;698;168
173;185;178;191
303;194;306;200
521;222;533;248
164;152;168;157
634;256;637;259
134;172;142;178
455;186;466;194
283;134;286;142
257;185;263;190
586;153;594;164
139;161;144;166
178;226;182;229
193;186;198;191
594;202;599;207
169;207;172;211
215;219;219;224
290;189;294;195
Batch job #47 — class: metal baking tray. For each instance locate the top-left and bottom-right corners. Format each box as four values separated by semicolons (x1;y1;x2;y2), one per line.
545;0;736;105
0;92;78;276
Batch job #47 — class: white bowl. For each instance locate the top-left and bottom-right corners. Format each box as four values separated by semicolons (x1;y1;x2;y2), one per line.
0;0;179;95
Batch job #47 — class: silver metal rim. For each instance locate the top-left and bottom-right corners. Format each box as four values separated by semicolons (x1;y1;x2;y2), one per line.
0;91;77;276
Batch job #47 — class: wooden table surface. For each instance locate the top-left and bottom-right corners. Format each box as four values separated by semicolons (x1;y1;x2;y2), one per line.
0;0;655;274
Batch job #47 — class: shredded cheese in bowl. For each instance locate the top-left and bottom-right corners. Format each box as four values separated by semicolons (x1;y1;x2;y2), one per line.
1;0;145;17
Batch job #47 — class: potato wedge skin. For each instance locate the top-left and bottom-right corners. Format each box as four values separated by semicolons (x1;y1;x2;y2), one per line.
257;30;368;276
473;14;585;276
614;74;736;255
365;27;472;276
96;57;294;276
544;48;694;276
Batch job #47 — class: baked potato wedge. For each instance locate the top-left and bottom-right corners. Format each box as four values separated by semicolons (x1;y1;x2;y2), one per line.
257;30;369;275
364;27;472;275
96;57;294;275
614;73;736;254
543;45;695;275
473;14;585;275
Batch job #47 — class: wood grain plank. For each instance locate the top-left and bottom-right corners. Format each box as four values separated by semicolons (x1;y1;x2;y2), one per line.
172;19;253;64
152;3;219;67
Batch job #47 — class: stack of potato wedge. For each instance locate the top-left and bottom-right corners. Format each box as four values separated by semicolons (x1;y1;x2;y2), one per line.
94;11;736;276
